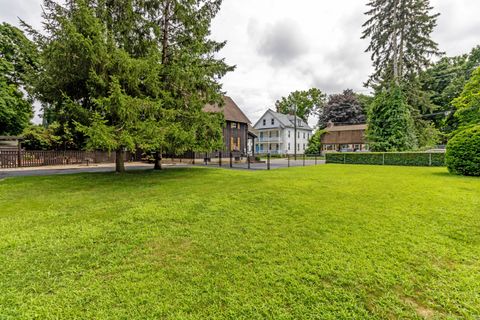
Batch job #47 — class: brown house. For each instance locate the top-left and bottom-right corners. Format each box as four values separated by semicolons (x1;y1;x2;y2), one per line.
203;96;257;155
321;123;368;152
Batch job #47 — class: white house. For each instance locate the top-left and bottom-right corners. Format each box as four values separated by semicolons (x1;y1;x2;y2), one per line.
253;109;313;155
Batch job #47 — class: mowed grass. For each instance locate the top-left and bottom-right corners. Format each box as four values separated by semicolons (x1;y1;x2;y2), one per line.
0;165;479;319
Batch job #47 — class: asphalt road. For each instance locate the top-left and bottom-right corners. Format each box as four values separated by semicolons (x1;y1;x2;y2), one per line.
0;159;326;178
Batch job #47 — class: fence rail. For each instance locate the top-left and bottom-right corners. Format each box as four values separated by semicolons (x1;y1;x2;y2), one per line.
0;150;125;169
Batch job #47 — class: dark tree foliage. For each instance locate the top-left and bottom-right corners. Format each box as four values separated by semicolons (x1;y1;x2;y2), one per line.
0;23;38;135
318;89;366;129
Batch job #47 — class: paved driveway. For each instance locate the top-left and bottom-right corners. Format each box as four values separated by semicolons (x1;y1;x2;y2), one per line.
0;163;155;178
1;159;326;178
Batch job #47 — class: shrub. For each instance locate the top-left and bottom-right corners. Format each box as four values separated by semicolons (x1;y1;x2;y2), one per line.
446;125;480;176
326;152;445;167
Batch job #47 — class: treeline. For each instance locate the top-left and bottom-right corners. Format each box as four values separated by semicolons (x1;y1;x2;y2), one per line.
279;0;479;155
1;0;232;172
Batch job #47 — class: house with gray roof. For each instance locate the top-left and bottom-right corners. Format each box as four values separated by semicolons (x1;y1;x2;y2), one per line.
253;109;313;155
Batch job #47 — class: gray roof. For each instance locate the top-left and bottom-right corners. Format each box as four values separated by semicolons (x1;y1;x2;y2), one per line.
254;109;313;130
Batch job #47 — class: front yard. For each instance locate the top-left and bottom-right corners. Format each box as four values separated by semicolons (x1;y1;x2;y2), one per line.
0;165;479;319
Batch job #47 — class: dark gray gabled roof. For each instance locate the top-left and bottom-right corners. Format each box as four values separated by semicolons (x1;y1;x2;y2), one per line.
254;109;313;130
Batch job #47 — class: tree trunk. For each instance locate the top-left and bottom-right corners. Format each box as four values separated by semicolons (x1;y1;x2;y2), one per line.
115;149;126;173
154;152;162;170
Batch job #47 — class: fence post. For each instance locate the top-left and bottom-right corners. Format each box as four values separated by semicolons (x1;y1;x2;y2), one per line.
219;152;222;167
315;154;318;165
229;152;233;168
288;154;290;167
343;153;346;164
429;153;432;166
247;156;251;169
205;152;208;166
192;152;195;165
267;153;271;170
17;142;22;168
382;153;385;165
303;154;306;166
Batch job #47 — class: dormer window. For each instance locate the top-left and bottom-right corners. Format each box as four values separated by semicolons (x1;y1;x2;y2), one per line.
271;119;275;125
263;119;266;126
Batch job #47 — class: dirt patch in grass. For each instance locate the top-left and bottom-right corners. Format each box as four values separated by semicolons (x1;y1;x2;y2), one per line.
402;297;436;319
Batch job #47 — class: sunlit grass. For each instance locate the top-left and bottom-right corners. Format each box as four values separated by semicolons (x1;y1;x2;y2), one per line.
0;165;479;319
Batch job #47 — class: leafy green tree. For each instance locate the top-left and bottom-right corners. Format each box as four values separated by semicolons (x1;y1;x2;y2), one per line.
275;88;326;122
362;0;442;86
452;67;480;128
0;23;38;135
367;84;417;151
318;89;366;128
420;46;480;134
305;129;326;154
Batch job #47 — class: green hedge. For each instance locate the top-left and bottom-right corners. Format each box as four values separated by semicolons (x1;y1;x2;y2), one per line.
326;152;445;167
446;125;480;176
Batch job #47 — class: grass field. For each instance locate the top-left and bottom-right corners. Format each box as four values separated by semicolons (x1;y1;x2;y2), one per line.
1;165;479;319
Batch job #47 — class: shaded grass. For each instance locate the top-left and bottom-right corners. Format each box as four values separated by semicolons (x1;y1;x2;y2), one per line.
0;165;479;319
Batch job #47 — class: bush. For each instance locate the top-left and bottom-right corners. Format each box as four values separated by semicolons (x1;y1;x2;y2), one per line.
326;152;445;167
446;125;480;176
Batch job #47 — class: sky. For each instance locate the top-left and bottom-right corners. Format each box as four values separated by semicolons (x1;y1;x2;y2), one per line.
1;0;480;126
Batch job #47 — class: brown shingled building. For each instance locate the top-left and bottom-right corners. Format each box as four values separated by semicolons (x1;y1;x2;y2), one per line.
321;123;369;152
203;96;257;155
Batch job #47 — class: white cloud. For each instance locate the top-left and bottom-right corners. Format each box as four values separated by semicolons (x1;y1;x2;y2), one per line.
1;0;479;126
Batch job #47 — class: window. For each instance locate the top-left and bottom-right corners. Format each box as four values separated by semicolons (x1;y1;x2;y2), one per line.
231;122;237;129
298;143;300;150
271;118;275;125
288;143;291;150
288;131;291;138
303;132;305;139
260;132;264;138
269;131;272;138
303;144;305;150
263;119;266;126
298;132;300;138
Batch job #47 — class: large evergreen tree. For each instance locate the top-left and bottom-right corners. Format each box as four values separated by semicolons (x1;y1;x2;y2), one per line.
367;84;417;151
362;0;442;86
362;0;442;150
27;0;232;172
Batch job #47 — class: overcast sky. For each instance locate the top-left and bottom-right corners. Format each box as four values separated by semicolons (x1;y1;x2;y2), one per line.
1;0;479;126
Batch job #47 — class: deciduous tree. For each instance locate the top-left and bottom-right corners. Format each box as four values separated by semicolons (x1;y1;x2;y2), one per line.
317;89;366;129
275;88;326;122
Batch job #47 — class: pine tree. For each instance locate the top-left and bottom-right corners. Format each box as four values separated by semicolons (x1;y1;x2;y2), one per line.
27;0;232;172
362;0;442;87
367;84;418;151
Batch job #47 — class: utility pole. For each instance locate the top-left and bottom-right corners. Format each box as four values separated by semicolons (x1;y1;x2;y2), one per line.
294;104;297;161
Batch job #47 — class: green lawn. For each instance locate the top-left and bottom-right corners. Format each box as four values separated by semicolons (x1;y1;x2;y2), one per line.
1;165;479;319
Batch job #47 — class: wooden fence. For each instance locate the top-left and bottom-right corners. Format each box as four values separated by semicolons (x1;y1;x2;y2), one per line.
0;150;130;169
